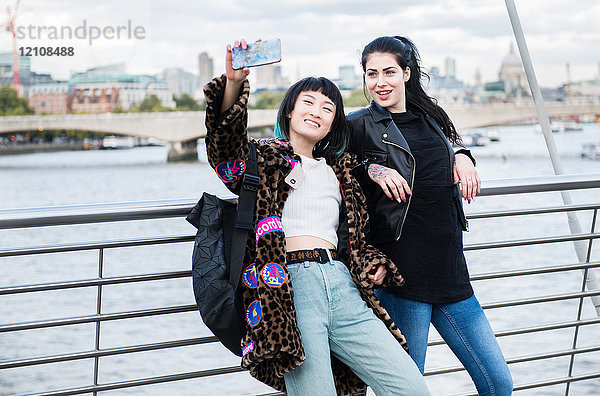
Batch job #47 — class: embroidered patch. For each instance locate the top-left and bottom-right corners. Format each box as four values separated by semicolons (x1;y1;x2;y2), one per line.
283;156;299;170
243;263;258;289
216;160;246;182
246;300;262;327
261;262;286;288
255;216;283;243
242;341;255;356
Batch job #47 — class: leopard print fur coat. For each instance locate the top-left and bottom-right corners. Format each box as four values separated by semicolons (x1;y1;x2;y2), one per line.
204;75;408;395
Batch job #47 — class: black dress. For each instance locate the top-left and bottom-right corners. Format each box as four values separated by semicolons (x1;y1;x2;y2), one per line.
377;111;473;304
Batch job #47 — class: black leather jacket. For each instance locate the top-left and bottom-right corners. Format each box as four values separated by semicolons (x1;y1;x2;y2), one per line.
347;101;470;244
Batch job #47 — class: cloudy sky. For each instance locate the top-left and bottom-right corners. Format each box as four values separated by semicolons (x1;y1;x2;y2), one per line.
1;0;598;88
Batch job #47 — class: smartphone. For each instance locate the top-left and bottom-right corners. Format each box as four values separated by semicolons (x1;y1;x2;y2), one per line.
232;38;282;70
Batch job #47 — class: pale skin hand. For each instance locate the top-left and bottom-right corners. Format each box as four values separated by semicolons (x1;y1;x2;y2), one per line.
453;153;481;203
368;264;387;285
219;39;260;116
368;164;412;202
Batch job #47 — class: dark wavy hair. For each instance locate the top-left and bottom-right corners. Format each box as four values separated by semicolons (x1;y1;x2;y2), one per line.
361;36;461;144
276;76;348;157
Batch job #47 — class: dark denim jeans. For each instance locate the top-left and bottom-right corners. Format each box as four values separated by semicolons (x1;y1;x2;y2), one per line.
375;290;513;396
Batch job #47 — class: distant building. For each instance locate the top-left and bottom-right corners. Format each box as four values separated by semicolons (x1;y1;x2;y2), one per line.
498;43;528;97
254;64;287;91
338;65;360;90
0;52;54;97
159;67;198;98
444;57;456;78
474;68;482;87
0;53;31;80
28;84;69;114
198;52;214;88
71;63;126;79
428;64;464;102
68;73;175;113
70;85;120;114
570;79;600;98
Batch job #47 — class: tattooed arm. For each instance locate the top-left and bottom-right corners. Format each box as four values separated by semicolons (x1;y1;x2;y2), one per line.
368;164;412;202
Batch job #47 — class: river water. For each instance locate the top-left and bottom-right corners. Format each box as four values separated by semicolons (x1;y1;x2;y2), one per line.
1;124;600;395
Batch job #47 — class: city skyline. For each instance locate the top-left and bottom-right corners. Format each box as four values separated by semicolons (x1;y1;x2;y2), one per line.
0;0;598;88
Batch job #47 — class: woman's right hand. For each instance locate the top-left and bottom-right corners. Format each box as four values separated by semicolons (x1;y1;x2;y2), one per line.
368;163;412;203
220;39;253;115
225;40;251;83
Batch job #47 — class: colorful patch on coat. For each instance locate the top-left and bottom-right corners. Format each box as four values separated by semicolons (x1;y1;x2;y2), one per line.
283;156;299;170
242;341;255;356
243;263;258;289
255;216;283;243
216;159;246;182
261;262;286;288
246;300;262;327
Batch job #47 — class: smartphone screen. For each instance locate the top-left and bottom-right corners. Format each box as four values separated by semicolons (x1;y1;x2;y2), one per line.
231;38;281;70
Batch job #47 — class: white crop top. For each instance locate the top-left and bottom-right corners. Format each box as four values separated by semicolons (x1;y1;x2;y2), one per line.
281;154;341;247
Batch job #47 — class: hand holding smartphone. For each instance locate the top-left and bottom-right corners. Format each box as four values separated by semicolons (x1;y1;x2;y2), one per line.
231;38;281;70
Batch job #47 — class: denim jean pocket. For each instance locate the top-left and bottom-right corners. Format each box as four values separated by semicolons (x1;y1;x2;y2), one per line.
286;263;304;283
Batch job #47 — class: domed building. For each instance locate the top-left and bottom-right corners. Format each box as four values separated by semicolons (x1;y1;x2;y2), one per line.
498;43;529;97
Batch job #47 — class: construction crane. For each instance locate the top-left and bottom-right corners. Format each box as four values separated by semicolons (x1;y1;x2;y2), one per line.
2;0;21;96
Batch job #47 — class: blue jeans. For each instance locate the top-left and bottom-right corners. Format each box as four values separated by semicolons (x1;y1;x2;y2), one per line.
376;290;513;396
283;259;429;396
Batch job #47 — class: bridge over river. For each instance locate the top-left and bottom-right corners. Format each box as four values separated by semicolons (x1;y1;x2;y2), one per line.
1;101;599;160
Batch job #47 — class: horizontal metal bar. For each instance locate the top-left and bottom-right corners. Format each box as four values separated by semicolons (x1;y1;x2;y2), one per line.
428;317;600;346
0;235;194;257
0;270;192;295
508;345;600;365
4;260;598;297
512;372;600;391
468;202;600;220
0;198;204;230
0;304;198;333
1;174;598;231
15;366;244;396
464;232;599;251
424;345;600;376
478;173;600;196
469;261;600;281
0;198;230;230
452;372;600;396
5;294;592;335
0;336;218;369
3;230;597;259
482;290;600;310
3;291;599;335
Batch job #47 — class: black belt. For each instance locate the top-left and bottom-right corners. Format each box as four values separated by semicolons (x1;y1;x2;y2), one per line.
287;248;338;264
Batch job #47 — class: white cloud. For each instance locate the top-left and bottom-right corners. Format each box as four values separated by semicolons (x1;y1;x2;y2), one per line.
0;0;597;86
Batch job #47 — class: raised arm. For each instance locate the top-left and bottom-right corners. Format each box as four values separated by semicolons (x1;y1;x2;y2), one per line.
204;40;252;194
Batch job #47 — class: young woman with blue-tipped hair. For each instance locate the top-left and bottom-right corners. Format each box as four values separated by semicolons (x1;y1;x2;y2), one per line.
205;38;429;396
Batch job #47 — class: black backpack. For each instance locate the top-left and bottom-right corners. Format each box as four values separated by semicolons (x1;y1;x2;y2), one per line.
186;142;259;356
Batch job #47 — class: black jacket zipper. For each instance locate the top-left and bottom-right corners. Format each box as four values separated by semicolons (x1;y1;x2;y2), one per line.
381;137;416;241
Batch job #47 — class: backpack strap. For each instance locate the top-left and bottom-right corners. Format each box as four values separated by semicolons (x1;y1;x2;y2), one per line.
229;141;259;290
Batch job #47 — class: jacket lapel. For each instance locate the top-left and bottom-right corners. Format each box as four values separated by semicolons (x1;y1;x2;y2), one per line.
368;101;411;152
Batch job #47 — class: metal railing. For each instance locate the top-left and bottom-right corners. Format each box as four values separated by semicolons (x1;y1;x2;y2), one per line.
1;174;600;396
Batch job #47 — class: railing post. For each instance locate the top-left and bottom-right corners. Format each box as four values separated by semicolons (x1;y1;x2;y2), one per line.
504;0;600;316
565;209;598;395
93;248;105;395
